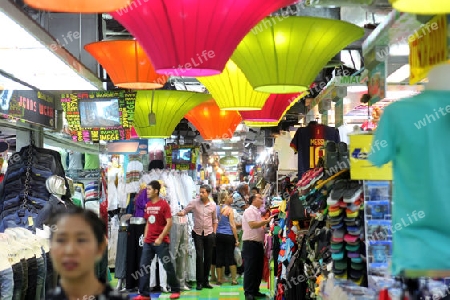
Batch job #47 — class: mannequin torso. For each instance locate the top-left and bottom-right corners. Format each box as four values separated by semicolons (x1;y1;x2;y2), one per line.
369;66;450;274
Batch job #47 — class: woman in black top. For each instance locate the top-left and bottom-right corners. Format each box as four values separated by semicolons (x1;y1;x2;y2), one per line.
46;206;129;300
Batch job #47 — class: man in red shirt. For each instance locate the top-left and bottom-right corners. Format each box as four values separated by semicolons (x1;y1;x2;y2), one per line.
134;181;180;300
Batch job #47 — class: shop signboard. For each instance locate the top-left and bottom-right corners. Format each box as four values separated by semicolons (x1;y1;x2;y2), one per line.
367;62;386;105
409;14;448;85
219;156;239;166
334;75;364;86
349;134;392;180
0;90;55;128
61;90;135;142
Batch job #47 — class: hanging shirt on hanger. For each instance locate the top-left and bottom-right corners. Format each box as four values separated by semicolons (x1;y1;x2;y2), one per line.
290;122;340;176
84;153;100;170
59;150;68;169
337;124;354;144
68;151;83;170
274;131;298;171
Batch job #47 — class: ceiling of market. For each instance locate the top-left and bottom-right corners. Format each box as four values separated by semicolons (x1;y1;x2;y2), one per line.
1;0;410;158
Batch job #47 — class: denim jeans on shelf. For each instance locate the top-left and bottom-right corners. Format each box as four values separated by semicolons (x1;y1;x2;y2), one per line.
0;208;37;232
4;167;24;184
170;219;189;287
31;166;53;179
45;252;55;292
11;262;22;300
2;195;20;211
0;266;14;300
24;256;37;300
35;256;45;300
39;248;47;300
19;258;28;300
138;242;180;296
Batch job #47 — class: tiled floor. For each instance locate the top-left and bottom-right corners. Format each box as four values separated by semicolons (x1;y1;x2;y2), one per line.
112;277;270;299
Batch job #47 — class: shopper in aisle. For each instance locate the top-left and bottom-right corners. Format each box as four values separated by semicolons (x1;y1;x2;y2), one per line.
250;187;259;196
177;184;218;290
232;183;249;213
135;180;181;300
242;194;273;300
215;190;239;285
46;206;129;300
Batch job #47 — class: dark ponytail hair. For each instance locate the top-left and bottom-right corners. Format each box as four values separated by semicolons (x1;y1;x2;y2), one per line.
49;206;106;246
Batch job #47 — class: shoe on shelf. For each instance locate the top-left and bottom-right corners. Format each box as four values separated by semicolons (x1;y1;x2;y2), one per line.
161;286;169;293
169;293;180;299
133;295;151;300
181;285;191;291
203;283;214;289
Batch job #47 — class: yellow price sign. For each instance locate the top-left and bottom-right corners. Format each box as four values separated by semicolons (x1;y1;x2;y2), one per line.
349;135;392;181
409;15;447;85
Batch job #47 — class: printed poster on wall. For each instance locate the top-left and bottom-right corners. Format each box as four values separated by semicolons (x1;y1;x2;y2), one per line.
0;90;55;128
61;91;136;142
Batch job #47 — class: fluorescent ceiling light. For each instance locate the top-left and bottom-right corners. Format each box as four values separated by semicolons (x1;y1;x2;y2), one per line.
0;73;31;90
222;146;233;150
347;86;368;92
216;151;225;155
235;124;247;132
231;151;238;155
0;4;102;91
230;136;241;142
212;139;222;144
387;64;410;83
389;44;409;57
173;82;205;93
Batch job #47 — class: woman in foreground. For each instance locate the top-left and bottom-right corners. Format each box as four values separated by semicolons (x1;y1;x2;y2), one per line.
46;206;128;300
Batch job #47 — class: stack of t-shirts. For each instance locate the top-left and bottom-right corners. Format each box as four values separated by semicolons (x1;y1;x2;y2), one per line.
328;179;365;285
85;181;99;201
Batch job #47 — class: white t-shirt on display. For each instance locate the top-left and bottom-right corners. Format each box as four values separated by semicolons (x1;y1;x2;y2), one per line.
273;131;298;171
337;124;354;145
